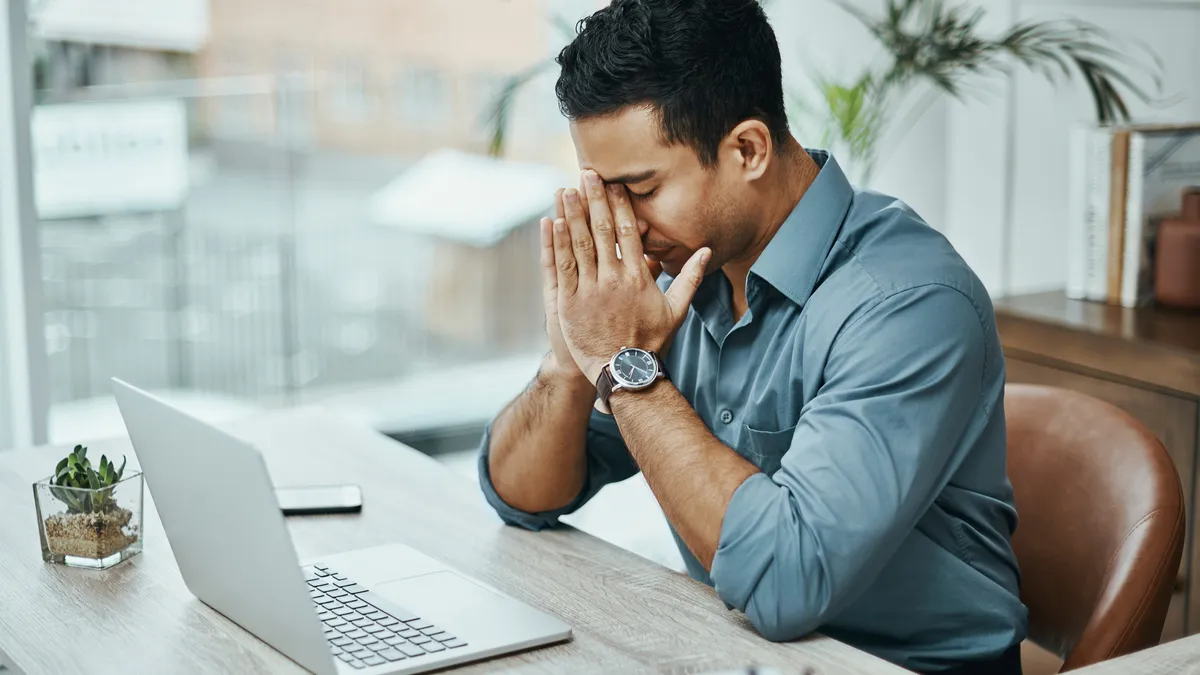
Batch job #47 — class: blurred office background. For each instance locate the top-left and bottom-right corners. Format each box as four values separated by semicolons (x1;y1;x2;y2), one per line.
1;0;1198;572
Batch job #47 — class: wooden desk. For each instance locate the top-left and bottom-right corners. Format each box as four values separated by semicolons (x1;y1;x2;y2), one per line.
0;407;908;675
994;290;1200;640
1070;633;1200;674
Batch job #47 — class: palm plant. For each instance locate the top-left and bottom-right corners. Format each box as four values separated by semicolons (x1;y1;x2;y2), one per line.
484;0;1163;185
805;0;1164;183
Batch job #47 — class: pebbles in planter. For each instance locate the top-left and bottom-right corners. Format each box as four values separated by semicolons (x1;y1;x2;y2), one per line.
43;507;139;559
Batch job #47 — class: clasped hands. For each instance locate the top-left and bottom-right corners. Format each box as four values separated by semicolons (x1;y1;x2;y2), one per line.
539;170;711;388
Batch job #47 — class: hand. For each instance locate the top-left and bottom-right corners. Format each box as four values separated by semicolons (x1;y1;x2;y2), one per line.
552;170;711;385
537;188;590;385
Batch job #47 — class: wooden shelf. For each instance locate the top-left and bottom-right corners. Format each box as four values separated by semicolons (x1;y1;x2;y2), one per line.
994;291;1200;399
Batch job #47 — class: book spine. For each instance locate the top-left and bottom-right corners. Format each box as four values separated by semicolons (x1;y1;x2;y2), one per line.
1084;128;1112;301
1106;130;1131;304
1120;132;1146;307
1065;127;1091;300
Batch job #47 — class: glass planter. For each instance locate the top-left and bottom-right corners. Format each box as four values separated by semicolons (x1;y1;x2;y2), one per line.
32;471;144;569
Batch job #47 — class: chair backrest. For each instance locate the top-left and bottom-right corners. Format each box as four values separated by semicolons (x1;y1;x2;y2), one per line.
1005;383;1185;671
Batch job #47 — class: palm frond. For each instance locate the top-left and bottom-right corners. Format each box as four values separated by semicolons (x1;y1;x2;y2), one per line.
484;59;555;157
838;0;1165;126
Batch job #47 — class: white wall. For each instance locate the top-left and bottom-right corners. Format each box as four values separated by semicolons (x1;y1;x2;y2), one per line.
776;0;1200;296
944;0;1200;295
1004;0;1200;294
772;0;951;233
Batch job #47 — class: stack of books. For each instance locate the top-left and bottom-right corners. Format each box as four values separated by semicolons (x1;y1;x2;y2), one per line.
1067;122;1200;307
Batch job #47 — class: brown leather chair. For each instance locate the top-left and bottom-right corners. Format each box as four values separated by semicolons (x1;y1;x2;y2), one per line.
1006;383;1186;672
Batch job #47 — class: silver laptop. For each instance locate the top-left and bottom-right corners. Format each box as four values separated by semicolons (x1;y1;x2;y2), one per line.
111;378;571;674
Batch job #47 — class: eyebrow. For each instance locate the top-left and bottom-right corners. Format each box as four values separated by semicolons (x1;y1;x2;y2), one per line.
603;169;657;186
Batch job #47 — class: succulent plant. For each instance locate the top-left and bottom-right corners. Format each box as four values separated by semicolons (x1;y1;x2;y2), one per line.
50;445;128;513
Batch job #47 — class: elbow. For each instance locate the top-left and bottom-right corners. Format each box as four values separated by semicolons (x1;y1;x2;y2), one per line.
744;598;823;643
477;435;560;532
711;475;835;643
717;554;829;643
494;506;555;532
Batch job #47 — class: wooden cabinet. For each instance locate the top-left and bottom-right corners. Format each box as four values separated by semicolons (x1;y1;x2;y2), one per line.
994;291;1200;642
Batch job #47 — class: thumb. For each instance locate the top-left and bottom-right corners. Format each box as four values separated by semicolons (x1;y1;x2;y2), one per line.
663;247;711;321
643;254;663;282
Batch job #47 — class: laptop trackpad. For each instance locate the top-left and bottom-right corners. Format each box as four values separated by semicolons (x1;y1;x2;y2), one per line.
374;571;560;648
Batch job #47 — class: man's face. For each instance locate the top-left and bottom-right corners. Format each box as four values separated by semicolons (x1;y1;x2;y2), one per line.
570;107;755;278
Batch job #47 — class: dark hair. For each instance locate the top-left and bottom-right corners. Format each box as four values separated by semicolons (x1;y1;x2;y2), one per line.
554;0;789;167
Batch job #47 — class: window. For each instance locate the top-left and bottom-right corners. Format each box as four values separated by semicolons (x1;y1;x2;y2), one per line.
331;56;368;122
395;66;447;129
13;0;579;447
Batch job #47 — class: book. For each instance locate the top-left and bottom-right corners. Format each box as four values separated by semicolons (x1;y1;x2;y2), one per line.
1071;126;1114;301
1106;129;1132;304
1120;125;1200;308
1070;124;1099;297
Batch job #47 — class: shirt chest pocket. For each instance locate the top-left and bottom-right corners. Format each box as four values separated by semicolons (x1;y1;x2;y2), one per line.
738;423;798;476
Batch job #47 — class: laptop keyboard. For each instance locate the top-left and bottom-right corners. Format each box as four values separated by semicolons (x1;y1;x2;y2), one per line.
305;565;468;670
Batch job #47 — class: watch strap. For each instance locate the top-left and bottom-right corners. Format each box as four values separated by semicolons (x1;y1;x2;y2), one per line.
596;365;618;413
595;350;667;414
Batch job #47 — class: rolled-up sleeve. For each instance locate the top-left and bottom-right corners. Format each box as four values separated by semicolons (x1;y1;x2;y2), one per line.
478;406;639;531
710;284;989;641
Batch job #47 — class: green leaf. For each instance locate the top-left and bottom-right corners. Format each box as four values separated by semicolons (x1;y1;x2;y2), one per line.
86;469;100;491
55;457;68;475
117;456;127;481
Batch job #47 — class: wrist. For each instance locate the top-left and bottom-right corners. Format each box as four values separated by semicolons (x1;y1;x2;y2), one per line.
608;377;668;415
539;353;595;395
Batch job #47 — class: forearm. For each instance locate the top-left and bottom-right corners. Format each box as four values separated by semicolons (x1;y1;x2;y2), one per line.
610;382;758;570
487;355;598;513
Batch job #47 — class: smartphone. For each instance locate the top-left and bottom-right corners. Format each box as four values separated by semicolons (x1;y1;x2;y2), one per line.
276;484;363;516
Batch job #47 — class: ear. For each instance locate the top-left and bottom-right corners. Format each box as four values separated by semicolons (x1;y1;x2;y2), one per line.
724;119;773;181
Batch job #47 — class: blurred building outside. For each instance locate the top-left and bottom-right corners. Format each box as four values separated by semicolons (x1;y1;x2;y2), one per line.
26;0;596;447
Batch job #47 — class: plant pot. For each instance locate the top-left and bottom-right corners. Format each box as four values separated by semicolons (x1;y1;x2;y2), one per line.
32;470;144;569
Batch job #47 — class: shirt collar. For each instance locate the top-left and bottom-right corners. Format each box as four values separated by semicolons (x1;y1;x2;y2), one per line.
748;149;853;308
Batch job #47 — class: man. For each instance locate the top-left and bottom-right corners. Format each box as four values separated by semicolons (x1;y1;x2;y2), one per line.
476;1;1028;673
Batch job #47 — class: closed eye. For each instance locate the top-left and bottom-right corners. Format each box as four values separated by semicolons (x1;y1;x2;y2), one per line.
629;187;657;200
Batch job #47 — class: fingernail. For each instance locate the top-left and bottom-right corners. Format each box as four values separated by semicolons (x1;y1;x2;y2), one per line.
564;188;579;204
585;171;601;187
554;218;566;233
700;249;712;265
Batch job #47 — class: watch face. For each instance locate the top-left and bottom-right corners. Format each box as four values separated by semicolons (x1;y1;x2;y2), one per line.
612;348;657;387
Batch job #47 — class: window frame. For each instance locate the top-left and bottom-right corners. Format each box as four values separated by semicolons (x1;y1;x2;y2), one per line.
0;0;49;449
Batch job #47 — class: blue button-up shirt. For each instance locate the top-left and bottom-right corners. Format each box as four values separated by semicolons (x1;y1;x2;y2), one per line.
477;149;1028;672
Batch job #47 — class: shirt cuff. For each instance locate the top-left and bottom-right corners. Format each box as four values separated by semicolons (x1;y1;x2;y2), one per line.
710;472;780;612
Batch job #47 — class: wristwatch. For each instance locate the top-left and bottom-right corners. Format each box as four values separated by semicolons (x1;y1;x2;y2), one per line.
594;347;667;415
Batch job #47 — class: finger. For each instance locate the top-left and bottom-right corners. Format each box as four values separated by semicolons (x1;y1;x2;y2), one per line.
644;255;663;281
583;171;619;272
577;173;591;220
607;184;645;274
664;247;711;321
554;188;565;221
552;217;578;296
540;217;557;299
562;188;596;281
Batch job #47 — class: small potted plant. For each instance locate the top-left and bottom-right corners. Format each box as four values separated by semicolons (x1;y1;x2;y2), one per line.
32;445;144;569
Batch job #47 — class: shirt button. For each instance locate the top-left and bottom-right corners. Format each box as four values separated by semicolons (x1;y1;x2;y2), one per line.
719;409;733;424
